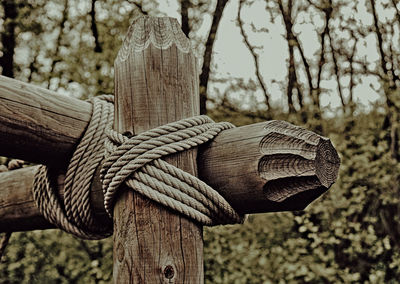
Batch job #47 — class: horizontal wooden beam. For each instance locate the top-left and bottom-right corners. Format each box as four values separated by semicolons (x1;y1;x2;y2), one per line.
198;121;340;214
0;75;91;168
0;76;340;232
0;165;107;232
0;166;50;231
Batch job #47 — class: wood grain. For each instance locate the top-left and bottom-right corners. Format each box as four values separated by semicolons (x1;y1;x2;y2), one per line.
0;166;49;231
0;121;340;231
199;120;340;214
112;17;203;283
0;75;91;167
0;21;340;234
0;165;107;232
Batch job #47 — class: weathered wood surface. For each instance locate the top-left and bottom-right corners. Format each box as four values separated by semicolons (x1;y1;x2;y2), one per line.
0;75;91;167
0;71;340;232
0;165;106;232
0;166;49;231
0;67;341;224
199;120;340;213
0;26;340;237
112;17;203;283
0;120;340;232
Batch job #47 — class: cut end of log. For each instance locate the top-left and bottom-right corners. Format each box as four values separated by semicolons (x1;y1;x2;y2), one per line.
315;138;341;188
259;120;340;209
197;120;340;214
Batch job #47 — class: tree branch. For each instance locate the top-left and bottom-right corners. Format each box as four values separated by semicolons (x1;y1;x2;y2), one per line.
387;24;400;83
294;38;313;91
180;0;190;37
390;0;400;25
0;0;17;78
48;0;68;89
238;0;271;111
90;0;102;53
369;0;389;76
315;1;333;113
199;0;228;114
328;33;345;110
348;35;357;114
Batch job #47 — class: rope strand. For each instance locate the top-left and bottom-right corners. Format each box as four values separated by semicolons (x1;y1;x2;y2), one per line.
32;96;244;239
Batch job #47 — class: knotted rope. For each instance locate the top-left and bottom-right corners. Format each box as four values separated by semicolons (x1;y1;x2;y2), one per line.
32;96;244;240
33;96;114;239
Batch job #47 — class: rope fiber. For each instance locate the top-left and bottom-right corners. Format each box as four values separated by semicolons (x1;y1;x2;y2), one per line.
32;96;244;239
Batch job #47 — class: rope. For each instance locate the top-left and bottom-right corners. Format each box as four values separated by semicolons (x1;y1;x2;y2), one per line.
33;96;114;240
101;116;244;225
32;96;244;239
64;95;114;235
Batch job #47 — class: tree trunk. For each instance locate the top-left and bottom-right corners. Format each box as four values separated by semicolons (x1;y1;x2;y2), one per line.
199;0;228;114
0;0;17;78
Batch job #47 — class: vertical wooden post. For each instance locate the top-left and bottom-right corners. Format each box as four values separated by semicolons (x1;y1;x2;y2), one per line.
113;17;203;283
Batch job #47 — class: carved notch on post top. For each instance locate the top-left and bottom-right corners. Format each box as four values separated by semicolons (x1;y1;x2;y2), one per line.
116;16;191;63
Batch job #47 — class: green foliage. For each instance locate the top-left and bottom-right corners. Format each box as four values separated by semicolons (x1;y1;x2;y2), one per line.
2;109;398;283
1;231;112;284
203;108;400;283
1;0;400;282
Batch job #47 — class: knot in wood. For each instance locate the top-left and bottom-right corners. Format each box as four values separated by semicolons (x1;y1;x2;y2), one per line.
163;265;175;279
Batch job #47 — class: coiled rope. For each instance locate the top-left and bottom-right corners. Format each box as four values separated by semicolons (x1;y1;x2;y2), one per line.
32;96;244;240
33;96;114;239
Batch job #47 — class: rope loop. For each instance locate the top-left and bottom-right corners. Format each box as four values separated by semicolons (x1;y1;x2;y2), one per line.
33;96;114;239
32;97;244;239
101;115;244;225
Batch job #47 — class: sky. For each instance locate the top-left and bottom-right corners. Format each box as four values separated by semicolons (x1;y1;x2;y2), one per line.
158;0;385;114
8;0;388;115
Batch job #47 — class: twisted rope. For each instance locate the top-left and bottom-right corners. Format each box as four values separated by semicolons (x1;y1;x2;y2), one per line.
101;116;244;225
64;95;114;234
33;96;114;240
32;97;244;239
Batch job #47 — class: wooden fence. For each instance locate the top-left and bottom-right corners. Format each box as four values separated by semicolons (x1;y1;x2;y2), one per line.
0;16;340;283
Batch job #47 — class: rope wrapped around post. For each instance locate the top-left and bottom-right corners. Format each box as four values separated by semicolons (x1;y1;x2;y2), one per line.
32;96;245;240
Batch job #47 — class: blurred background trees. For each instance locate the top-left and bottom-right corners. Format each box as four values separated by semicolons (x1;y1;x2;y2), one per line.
0;0;399;282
